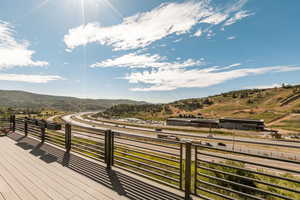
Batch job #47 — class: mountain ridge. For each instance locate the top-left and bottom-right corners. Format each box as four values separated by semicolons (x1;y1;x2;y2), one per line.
0;90;148;111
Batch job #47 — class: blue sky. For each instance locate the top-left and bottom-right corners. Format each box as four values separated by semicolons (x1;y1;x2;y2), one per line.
1;0;300;103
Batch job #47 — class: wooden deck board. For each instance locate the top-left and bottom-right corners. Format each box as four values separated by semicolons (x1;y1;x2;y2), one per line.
1;139;114;200
1;141;121;200
0;146;72;200
0;137;127;200
0;173;21;200
0;158;38;200
0;193;5;200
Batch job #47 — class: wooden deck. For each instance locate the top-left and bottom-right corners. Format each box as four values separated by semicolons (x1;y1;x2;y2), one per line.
0;134;184;200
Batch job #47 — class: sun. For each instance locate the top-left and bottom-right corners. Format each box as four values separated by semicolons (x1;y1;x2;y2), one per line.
72;0;123;19
24;0;123;25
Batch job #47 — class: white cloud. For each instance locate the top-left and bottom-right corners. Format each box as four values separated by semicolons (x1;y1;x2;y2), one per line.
194;29;203;37
223;10;253;26
124;65;300;91
173;38;183;43
244;83;281;89
0;74;64;83
0;21;48;69
228;63;241;67
91;53;204;69
218;63;241;70
201;13;228;25
64;0;251;51
227;36;236;40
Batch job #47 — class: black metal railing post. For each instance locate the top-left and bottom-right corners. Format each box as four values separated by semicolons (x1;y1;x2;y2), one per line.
65;123;72;152
111;132;115;166
24;117;28;137
104;130;108;164
194;145;198;195
105;129;113;169
11;115;16;132
185;141;192;200
180;143;183;190
9;116;12;131
40;122;46;143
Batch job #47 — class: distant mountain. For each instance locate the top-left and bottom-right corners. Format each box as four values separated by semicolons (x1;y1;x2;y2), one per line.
0;90;147;111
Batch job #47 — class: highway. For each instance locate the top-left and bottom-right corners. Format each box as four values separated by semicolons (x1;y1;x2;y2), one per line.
62;113;300;162
82;113;300;148
62;112;157;138
47;114;62;122
70;112;300;150
58;113;300;175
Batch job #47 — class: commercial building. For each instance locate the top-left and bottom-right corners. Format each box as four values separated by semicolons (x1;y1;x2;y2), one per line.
166;117;265;131
166;118;219;128
219;118;265;131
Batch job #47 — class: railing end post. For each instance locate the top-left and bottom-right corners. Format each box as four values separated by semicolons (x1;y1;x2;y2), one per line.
105;129;113;169
65;123;72;152
40;122;46;143
184;141;192;200
24;117;28;137
11;115;16;132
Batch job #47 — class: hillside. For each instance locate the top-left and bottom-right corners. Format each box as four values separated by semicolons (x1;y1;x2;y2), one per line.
96;84;300;125
0;90;147;111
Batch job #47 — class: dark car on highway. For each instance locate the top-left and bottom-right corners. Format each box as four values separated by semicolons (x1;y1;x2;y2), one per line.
218;142;226;147
205;142;212;147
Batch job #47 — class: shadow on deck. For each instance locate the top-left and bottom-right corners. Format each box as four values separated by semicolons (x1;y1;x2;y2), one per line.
8;133;183;200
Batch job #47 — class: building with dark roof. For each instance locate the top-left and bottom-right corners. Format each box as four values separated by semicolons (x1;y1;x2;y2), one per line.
166;117;265;131
219;118;265;131
166;118;219;128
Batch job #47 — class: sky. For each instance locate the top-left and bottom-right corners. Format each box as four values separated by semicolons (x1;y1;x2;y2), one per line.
1;0;300;103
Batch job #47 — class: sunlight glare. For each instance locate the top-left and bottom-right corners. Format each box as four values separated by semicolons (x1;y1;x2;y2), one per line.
76;0;123;19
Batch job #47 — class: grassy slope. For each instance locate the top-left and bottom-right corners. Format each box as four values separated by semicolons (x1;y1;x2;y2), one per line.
97;85;300;131
0;90;147;112
270;114;300;132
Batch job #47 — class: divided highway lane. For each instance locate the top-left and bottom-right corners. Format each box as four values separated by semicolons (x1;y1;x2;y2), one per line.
59;114;300;174
62;113;157;138
66;113;300;161
78;113;300;148
60;113;182;157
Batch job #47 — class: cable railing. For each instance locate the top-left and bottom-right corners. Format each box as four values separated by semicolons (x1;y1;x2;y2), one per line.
0;116;10;134
0;117;9;127
9;116;300;200
15;117;25;132
113;131;184;189
70;125;106;162
193;144;300;200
